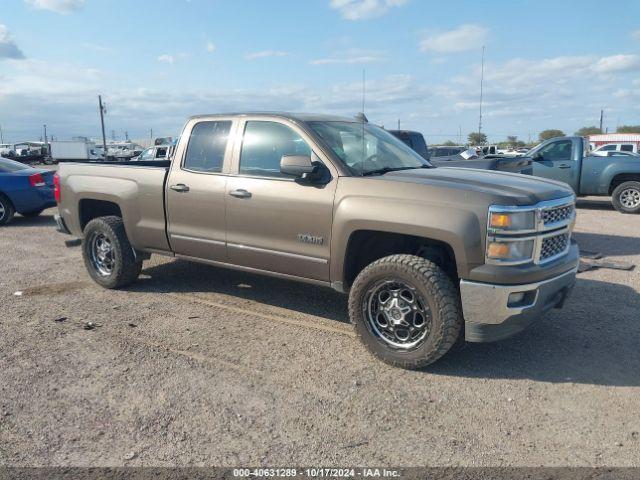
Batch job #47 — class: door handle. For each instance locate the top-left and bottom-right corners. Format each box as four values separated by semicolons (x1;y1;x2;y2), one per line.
229;189;252;199
558;164;571;169
170;184;190;192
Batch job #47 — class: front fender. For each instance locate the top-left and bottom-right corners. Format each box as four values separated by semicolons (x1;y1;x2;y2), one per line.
330;195;485;284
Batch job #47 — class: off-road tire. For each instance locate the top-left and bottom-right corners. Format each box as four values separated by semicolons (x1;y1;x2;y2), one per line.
348;254;463;369
82;216;142;289
612;181;640;214
0;194;16;226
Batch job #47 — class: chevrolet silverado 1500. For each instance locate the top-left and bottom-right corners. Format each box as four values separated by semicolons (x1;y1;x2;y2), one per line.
54;113;579;368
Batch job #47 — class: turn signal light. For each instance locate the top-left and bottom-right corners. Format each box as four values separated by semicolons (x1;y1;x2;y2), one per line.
29;173;46;188
489;213;512;228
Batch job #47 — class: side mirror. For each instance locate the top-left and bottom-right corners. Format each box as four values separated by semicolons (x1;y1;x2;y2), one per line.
280;155;317;178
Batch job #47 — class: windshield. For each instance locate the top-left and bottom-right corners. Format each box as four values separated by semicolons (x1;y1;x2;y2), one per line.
0;157;29;172
308;121;432;175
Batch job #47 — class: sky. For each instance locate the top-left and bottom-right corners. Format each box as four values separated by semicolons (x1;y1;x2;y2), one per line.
1;0;639;144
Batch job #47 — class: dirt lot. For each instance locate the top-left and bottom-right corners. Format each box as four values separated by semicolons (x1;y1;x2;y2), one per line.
1;198;639;467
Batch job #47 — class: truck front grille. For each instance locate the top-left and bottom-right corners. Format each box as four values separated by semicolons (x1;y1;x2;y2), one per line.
540;232;570;262
541;204;574;226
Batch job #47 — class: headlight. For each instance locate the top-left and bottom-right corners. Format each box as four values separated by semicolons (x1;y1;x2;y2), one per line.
486;239;535;264
488;210;536;232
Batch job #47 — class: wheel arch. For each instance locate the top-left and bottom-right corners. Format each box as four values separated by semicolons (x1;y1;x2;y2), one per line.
609;173;640;195
341;230;459;289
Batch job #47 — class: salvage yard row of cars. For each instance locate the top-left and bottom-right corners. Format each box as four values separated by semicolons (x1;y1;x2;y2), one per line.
3;112;640;369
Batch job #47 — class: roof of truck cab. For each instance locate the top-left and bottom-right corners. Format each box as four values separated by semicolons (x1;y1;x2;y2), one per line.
187;112;358;123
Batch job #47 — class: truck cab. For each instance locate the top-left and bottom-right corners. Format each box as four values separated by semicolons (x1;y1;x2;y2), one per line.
528;136;640;213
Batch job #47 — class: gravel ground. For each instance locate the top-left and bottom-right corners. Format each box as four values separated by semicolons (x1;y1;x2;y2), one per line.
0;198;639;467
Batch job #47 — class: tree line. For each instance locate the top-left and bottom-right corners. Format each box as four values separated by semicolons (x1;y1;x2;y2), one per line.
463;125;640;147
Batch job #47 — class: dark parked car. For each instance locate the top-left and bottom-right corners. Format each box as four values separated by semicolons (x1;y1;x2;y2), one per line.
388;130;532;175
0;157;56;225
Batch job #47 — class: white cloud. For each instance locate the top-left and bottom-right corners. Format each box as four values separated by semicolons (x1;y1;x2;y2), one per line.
245;50;288;60
157;54;175;64
157;53;189;64
420;24;488;53
24;0;84;13
206;41;216;53
310;48;386;65
0;25;25;60
330;0;407;20
632;30;640;40
592;54;640;73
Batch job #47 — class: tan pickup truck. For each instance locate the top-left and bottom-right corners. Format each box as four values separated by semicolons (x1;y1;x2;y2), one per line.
54;113;579;368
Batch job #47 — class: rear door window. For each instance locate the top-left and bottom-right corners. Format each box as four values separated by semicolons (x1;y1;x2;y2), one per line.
620;144;634;152
183;121;232;173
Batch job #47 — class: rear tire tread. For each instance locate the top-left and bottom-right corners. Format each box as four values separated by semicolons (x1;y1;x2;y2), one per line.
82;216;142;289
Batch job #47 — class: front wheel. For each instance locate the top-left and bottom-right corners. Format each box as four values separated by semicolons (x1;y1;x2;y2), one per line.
612;181;640;214
348;254;463;369
82;216;142;289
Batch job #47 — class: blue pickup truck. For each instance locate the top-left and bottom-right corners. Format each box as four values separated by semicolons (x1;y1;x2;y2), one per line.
527;136;640;214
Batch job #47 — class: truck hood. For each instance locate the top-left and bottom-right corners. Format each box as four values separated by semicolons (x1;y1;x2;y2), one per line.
373;166;573;205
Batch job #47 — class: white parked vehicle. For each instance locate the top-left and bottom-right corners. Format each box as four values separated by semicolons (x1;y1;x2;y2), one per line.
131;145;170;161
592;143;639;156
51;140;102;162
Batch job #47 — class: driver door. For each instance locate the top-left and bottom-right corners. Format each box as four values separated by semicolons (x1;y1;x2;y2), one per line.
531;138;580;191
225;119;337;281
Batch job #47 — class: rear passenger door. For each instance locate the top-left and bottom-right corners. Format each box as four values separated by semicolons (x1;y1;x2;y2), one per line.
224;119;337;281
166;119;236;261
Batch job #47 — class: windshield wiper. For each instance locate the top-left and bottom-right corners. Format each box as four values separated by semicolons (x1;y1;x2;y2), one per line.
361;165;431;176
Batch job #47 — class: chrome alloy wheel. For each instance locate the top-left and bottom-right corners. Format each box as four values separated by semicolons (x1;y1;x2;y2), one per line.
89;232;115;276
0;202;5;220
363;279;432;350
620;188;640;209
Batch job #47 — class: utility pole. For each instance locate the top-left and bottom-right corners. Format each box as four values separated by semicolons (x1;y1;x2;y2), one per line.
599;109;604;133
150;128;153;139
478;45;485;139
0;124;4;144
98;95;107;158
43;124;48;156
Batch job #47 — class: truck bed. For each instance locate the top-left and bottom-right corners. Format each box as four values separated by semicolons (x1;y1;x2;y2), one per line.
57;161;171;252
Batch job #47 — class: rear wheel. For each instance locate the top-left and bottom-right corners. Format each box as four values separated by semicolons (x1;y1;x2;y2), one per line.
612;181;640;214
348;254;463;369
82;216;142;288
0;194;16;226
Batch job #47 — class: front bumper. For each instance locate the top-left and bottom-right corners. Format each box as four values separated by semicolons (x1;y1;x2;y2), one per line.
460;264;577;343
